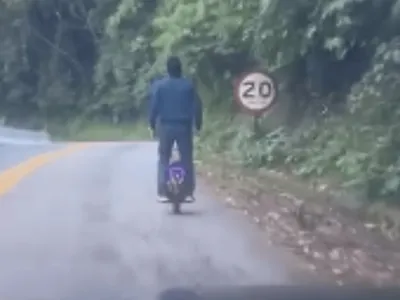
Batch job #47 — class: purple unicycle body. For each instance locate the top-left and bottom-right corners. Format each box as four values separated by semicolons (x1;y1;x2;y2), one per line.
165;160;187;214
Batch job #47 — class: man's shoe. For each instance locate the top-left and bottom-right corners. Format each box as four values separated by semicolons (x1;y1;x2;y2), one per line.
157;195;169;203
185;195;195;203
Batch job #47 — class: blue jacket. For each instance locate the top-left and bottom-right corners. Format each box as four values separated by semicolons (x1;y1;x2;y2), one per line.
149;76;202;131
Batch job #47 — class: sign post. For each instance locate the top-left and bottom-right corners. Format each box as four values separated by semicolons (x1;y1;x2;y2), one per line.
233;71;277;137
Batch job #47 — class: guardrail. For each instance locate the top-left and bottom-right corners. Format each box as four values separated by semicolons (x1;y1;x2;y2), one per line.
0;126;50;145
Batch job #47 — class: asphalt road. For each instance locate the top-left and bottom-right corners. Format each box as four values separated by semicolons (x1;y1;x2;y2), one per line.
0;144;62;171
0;126;49;146
0;142;316;300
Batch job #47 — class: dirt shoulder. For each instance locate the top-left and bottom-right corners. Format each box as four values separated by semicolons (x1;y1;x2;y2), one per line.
196;157;400;286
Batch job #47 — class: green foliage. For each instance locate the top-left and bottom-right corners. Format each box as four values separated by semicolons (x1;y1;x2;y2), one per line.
2;0;400;203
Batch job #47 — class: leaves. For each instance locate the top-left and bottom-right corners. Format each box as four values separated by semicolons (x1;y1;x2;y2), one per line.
2;0;400;204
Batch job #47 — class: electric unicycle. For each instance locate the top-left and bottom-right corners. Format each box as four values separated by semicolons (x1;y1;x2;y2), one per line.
164;143;187;214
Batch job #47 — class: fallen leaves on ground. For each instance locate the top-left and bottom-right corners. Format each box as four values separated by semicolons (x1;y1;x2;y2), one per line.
199;161;400;286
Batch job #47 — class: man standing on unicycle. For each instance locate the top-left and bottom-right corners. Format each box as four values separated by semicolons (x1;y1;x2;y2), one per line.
149;56;202;203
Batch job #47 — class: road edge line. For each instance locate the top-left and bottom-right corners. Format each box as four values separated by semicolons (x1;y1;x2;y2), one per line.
0;143;91;197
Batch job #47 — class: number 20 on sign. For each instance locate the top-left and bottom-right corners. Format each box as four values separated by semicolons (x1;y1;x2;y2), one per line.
234;71;277;116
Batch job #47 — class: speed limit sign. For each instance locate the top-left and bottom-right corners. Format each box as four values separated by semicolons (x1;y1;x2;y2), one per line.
234;71;277;116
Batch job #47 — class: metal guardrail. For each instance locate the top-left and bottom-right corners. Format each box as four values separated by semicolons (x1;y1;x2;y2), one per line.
0;126;50;145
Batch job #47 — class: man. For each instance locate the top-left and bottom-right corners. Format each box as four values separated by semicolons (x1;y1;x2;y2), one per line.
149;56;202;203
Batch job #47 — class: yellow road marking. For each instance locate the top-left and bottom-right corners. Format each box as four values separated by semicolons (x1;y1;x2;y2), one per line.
0;143;91;197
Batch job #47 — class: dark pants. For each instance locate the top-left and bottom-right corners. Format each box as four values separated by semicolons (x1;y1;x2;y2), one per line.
157;123;195;196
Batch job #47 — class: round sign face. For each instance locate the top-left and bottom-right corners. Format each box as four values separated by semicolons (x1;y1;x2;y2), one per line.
234;71;277;116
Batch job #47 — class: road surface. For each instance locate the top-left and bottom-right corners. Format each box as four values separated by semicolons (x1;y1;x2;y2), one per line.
0;142;316;300
0;125;49;145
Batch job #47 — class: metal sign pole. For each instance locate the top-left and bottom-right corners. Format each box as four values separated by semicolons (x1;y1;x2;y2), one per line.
253;116;261;138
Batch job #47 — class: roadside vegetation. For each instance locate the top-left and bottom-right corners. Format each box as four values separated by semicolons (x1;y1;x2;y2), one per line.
2;0;400;223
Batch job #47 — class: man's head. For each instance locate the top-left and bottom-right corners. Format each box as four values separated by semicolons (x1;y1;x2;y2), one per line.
166;56;182;78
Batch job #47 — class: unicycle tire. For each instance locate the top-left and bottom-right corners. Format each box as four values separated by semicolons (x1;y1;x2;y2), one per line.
172;198;181;214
